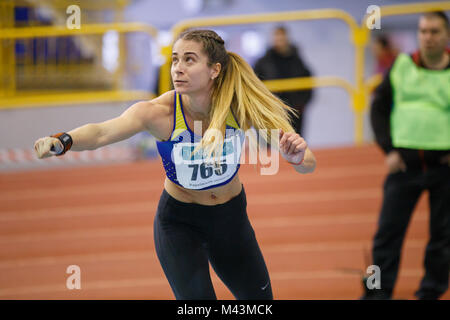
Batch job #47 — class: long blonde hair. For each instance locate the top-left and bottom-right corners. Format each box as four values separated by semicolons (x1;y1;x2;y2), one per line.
176;29;296;158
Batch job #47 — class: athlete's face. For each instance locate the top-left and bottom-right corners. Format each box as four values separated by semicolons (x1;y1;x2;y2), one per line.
418;16;449;58
171;39;220;95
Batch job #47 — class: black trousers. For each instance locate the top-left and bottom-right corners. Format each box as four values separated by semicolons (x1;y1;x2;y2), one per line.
153;186;273;300
371;165;450;299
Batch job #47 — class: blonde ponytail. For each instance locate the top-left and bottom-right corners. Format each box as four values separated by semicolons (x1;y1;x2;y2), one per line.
177;29;296;160
200;51;296;159
226;51;295;133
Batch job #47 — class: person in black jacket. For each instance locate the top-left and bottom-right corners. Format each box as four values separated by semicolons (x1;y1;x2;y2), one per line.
254;26;313;137
362;11;450;300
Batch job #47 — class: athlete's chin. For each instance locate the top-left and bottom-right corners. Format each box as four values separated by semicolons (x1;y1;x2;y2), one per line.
173;86;201;95
173;82;209;95
173;84;190;94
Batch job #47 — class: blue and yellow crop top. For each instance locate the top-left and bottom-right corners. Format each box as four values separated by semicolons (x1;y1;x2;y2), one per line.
156;92;245;190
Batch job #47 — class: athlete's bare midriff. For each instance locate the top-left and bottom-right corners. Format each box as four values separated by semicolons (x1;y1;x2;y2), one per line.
164;174;243;205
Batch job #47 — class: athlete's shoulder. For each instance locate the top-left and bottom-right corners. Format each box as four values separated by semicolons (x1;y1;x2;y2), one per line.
151;90;176;107
140;90;176;116
126;91;176;140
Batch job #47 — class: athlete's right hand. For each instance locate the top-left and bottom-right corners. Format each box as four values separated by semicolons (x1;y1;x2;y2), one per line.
34;137;63;159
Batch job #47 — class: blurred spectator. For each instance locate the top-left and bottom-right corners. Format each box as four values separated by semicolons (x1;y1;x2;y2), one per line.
363;11;450;300
371;35;398;75
254;26;313;137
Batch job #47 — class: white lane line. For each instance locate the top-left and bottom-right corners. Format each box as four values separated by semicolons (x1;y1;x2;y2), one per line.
249;188;382;205
0;164;386;201
0;201;157;222
0;186;385;223
262;239;426;253
0;268;425;298
0;277;168;298
0;225;153;244
0;208;427;244
0;238;427;270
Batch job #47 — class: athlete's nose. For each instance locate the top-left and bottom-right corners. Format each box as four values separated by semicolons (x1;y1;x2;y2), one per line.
173;62;185;75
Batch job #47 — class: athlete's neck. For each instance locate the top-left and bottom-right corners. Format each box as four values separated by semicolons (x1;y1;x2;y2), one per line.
184;91;212;121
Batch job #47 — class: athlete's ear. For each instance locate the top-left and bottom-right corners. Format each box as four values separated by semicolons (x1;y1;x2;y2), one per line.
210;62;221;80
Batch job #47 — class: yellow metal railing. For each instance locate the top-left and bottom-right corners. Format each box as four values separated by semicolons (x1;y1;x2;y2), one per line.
0;22;158;39
0;0;159;108
0;22;158;108
0;0;15;97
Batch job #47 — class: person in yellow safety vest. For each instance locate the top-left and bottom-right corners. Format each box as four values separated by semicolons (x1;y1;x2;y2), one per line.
363;11;450;300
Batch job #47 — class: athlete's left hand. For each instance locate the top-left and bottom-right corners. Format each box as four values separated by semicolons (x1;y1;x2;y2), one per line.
279;130;307;165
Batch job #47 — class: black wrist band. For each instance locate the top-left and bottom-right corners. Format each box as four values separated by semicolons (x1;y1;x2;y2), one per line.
50;132;73;156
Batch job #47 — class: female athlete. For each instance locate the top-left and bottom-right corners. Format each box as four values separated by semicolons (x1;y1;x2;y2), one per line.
34;29;316;300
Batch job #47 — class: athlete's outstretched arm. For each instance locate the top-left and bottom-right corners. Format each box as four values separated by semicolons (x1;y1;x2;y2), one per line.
70;101;151;151
34;91;173;159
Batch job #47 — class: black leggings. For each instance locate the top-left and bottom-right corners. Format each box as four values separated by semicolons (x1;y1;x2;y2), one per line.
153;186;273;300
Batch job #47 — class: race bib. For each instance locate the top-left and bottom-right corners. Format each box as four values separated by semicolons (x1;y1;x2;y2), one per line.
172;134;243;190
